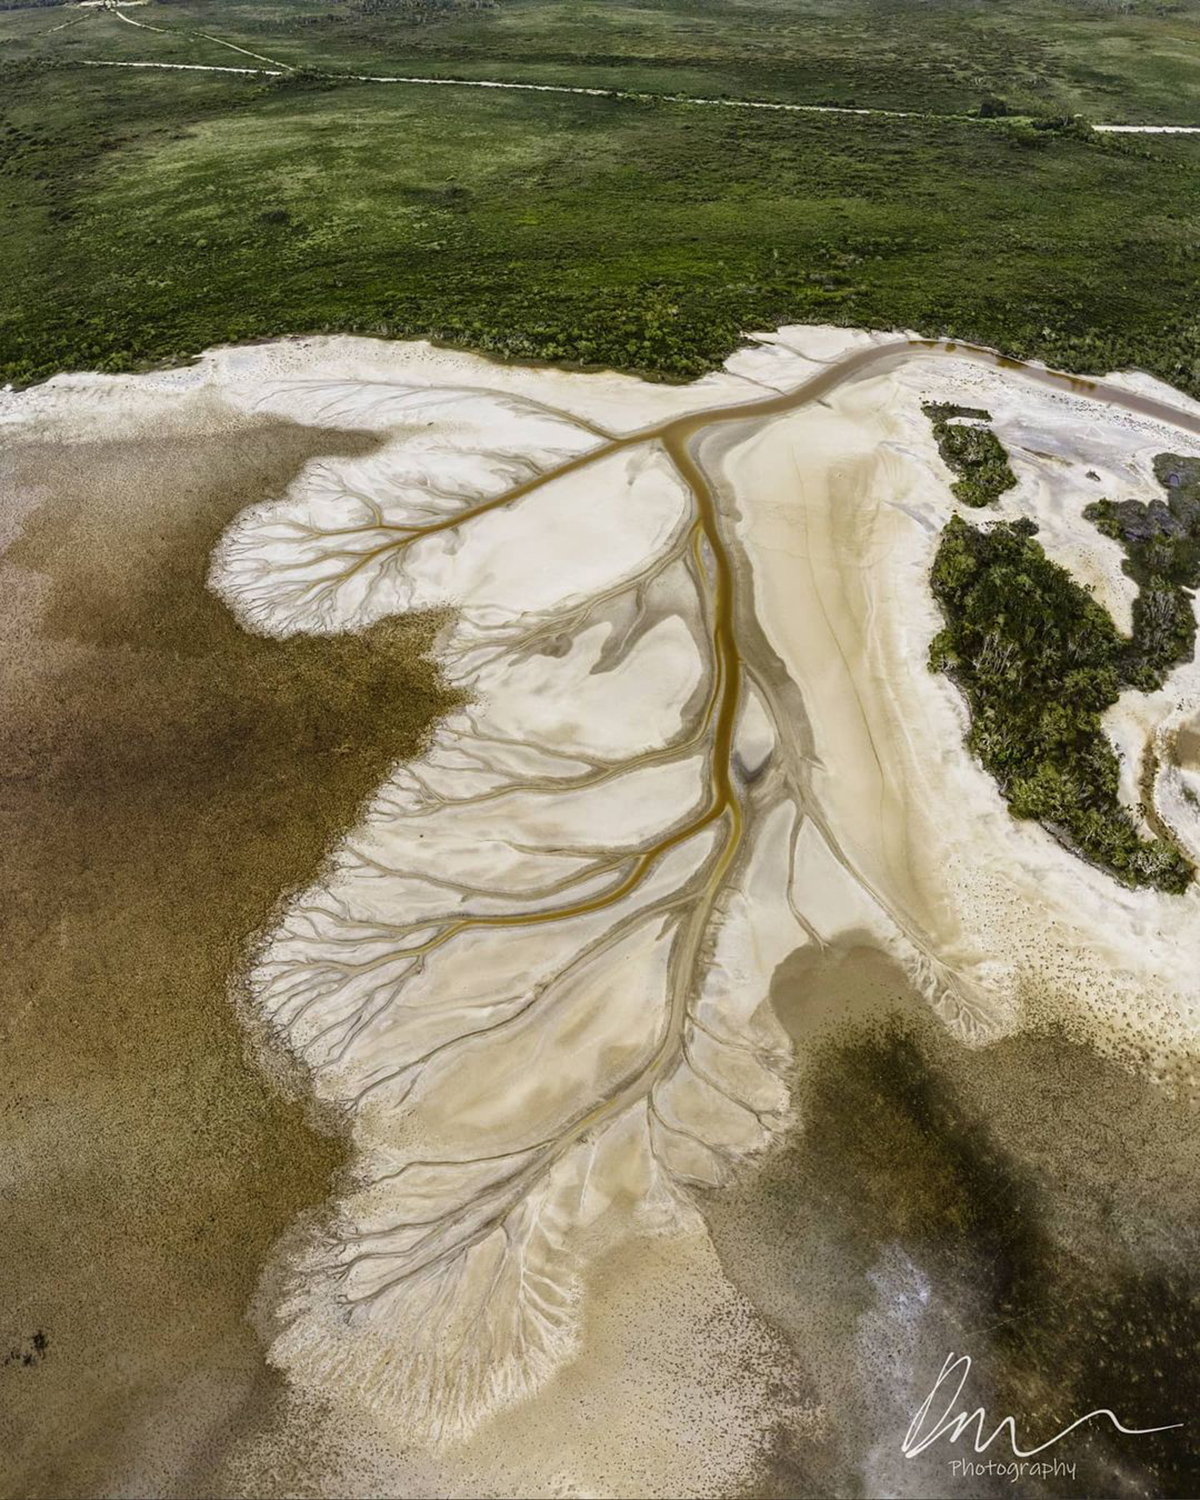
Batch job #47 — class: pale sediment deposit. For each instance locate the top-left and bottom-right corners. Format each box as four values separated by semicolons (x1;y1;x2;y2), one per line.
4;327;1200;1497
722;350;1200;1068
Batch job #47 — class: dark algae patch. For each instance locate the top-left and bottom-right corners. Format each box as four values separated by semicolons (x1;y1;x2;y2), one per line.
707;944;1200;1499
3;1331;49;1371
922;402;1017;508
0;417;453;1496
1085;453;1200;691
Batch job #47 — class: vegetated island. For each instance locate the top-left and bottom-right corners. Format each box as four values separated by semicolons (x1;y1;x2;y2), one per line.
922;402;1017;508
927;420;1197;894
1084;454;1200;693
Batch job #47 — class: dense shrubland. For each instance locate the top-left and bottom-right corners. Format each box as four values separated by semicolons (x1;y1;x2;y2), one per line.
928;511;1194;893
1085;454;1200;690
923;403;1019;508
0;60;1198;393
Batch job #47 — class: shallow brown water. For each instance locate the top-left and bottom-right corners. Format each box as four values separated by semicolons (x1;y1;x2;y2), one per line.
0;418;452;1498
1176;722;1200;771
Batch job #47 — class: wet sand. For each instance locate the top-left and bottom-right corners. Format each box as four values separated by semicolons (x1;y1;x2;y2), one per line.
0;414;451;1497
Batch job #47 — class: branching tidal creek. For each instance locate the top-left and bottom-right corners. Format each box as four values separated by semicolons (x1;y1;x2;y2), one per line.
205;332;1200;1440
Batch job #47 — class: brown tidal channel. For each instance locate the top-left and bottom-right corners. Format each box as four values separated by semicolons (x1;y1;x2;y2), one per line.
0;418;451;1498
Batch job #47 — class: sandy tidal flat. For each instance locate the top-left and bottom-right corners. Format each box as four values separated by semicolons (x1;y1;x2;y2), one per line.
3;327;1200;1498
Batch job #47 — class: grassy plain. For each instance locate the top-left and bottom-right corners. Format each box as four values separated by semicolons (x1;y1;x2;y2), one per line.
1;51;1198;393
6;0;1200;120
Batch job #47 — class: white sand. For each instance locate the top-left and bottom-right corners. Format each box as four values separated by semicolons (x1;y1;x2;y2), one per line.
726;350;1200;1066
7;325;1199;1494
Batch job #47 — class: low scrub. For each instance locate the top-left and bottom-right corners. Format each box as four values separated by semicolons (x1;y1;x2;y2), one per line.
1084;454;1200;690
929;512;1193;893
923;403;1017;508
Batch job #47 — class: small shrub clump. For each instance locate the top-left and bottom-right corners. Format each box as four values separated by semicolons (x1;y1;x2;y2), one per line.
923;403;1018;508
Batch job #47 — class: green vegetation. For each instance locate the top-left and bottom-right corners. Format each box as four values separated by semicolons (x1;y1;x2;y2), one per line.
6;0;1200;123
0;56;1198;392
1085;453;1200;689
929;512;1193;892
923;403;1018;508
924;431;1200;890
0;0;1198;391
